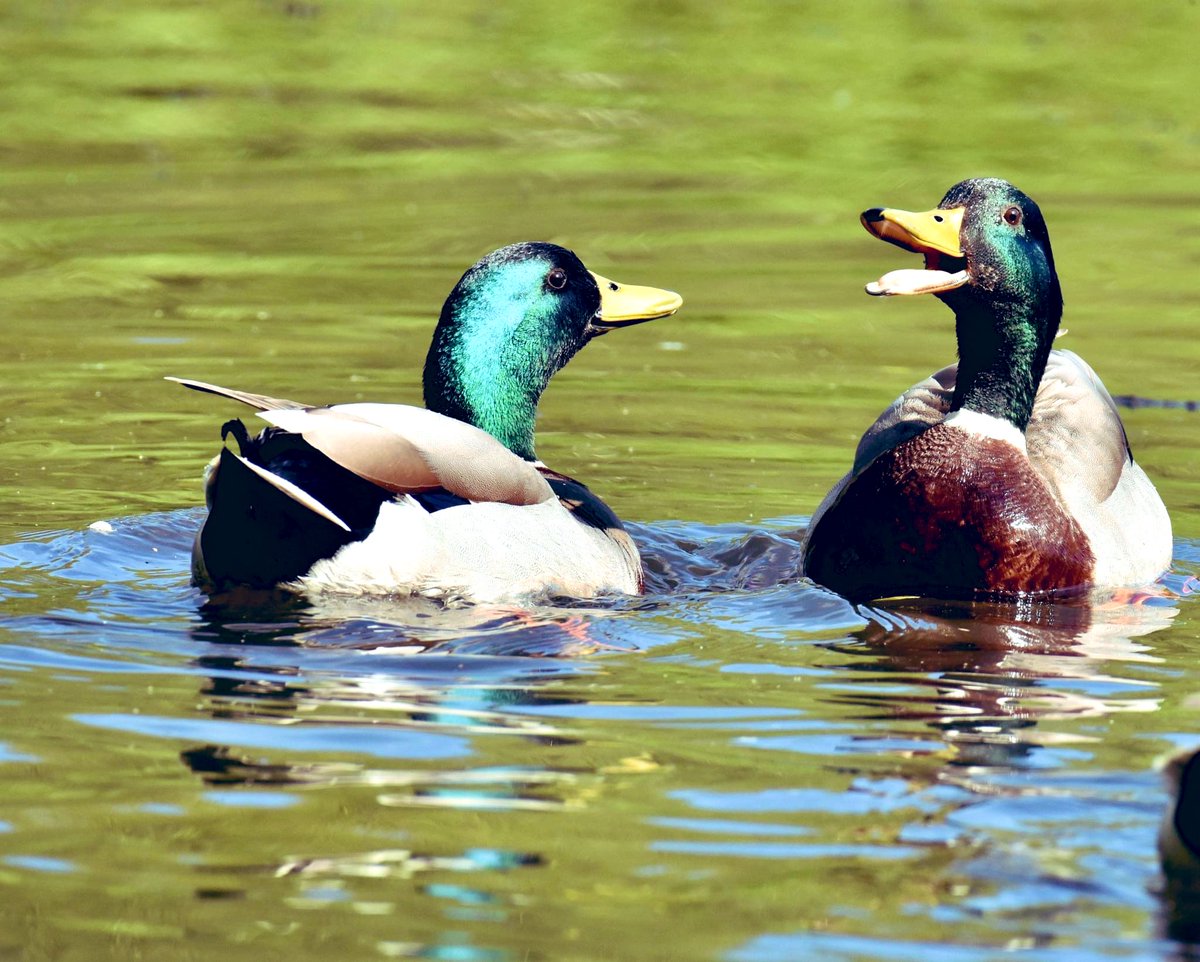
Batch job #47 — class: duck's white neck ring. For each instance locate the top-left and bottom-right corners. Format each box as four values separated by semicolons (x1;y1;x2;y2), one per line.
943;408;1028;453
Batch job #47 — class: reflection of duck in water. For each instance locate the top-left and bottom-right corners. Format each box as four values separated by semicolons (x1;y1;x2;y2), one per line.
178;632;661;877
826;596;1173;769
804;178;1171;603
189;566;632;659
172;243;681;603
847;595;1170;683
182;648;590;790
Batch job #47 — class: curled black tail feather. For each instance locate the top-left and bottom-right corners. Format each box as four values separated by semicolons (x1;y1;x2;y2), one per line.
220;418;252;452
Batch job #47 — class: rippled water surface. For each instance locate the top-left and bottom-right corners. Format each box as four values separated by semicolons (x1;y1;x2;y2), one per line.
3;2;1200;960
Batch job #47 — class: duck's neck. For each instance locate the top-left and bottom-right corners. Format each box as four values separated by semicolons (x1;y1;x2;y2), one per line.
424;341;544;463
949;296;1057;432
424;283;575;463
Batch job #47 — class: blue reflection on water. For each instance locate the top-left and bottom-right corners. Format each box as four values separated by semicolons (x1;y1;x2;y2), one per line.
0;742;37;763
672;785;942;816
203;790;300;809
75;712;472;760
3;855;76;874
652;840;919;860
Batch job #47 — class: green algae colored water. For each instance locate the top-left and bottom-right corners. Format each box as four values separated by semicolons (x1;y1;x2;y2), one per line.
2;2;1200;959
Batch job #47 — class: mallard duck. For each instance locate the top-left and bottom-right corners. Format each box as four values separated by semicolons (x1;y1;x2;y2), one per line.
803;178;1171;602
170;242;682;602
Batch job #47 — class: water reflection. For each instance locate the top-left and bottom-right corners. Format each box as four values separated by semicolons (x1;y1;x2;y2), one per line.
192;579;643;656
828;594;1171;753
3;510;1199;962
806;593;1172;873
182;594;621;822
180;645;595;800
174;607;609;946
715;591;1184;961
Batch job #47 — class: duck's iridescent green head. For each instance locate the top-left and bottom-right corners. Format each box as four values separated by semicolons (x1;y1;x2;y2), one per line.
423;242;682;461
936;178;1061;322
860;178;1063;429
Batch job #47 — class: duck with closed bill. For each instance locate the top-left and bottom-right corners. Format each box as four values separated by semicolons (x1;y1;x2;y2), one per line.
803;178;1171;602
171;242;682;603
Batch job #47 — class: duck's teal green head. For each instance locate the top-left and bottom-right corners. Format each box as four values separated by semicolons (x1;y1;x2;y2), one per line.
860;178;1063;429
423;242;682;461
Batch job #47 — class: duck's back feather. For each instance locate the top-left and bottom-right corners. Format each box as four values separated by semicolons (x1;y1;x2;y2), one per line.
539;467;642;591
193;446;364;588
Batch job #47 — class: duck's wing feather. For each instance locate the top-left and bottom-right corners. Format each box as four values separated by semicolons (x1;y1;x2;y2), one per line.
170;379;553;507
1026;350;1171;584
265;404;553;507
851;363;956;473
1026;349;1128;504
536;466;642;591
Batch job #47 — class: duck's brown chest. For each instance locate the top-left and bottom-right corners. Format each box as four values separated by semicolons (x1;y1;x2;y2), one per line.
804;424;1095;601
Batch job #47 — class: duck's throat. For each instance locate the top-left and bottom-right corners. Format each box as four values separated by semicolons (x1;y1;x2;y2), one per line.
423;316;549;463
425;360;541;462
949;301;1053;431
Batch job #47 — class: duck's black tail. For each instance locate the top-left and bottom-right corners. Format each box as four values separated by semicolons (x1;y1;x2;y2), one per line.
193;422;391;590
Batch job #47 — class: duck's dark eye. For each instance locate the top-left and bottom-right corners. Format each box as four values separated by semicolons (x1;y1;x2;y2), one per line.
546;268;568;291
1003;206;1022;226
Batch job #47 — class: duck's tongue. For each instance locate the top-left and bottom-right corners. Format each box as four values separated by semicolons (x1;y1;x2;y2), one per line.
866;267;970;297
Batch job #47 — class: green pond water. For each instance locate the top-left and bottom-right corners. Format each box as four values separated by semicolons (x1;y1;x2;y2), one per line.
2;2;1200;959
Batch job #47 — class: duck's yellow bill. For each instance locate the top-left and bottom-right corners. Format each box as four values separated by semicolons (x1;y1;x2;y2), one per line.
861;205;969;297
861;206;965;257
591;272;683;330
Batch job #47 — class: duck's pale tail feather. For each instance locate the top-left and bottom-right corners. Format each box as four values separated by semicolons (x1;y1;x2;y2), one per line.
166;377;310;412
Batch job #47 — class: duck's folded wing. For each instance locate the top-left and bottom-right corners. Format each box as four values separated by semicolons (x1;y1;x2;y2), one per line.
1027;350;1171;583
1026;349;1129;504
171;379;555;508
851;363;956;473
265;404;554;506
